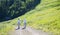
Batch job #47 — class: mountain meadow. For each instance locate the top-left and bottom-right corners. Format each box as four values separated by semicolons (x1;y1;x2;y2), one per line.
0;0;60;35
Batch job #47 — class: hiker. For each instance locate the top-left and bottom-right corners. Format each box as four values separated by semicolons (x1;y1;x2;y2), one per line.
17;18;20;29
22;19;26;29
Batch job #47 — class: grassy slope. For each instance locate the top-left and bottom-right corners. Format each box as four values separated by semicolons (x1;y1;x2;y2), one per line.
0;0;60;35
20;0;60;35
0;21;14;35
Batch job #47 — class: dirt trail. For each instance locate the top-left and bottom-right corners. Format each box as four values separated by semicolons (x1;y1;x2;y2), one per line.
8;26;52;35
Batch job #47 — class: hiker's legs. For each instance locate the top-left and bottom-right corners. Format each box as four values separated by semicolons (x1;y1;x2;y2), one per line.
18;24;20;29
24;23;26;28
23;23;26;29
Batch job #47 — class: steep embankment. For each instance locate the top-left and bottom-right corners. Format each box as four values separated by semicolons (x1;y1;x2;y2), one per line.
0;0;40;21
20;0;60;35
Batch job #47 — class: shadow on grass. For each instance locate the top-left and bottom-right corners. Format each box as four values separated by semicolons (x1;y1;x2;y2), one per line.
0;0;41;22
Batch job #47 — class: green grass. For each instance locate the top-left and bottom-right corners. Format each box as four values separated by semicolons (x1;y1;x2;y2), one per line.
20;0;60;35
0;21;14;35
0;0;60;35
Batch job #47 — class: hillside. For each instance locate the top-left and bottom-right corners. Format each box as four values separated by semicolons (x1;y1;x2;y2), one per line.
20;0;60;35
0;0;60;35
